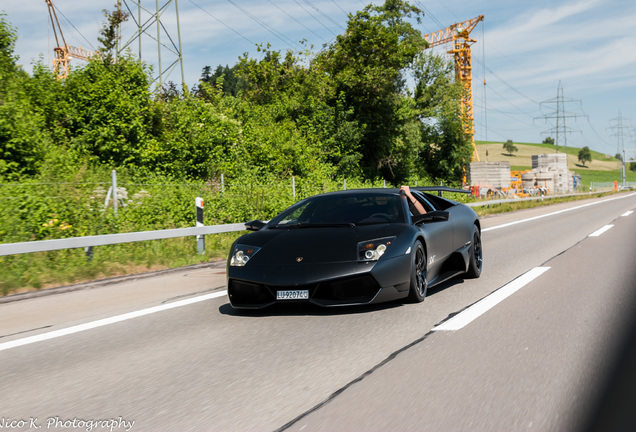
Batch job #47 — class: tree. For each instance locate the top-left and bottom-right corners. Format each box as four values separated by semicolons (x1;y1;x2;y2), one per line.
630;162;636;172
503;140;518;155
542;136;554;145
229;44;361;179
413;52;469;182
144;91;242;179
97;1;129;64
0;15;52;178
61;56;154;167
199;64;241;96
315;0;427;181
578;146;592;166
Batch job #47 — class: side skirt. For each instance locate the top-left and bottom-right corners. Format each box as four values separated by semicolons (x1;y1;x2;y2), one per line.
427;245;471;288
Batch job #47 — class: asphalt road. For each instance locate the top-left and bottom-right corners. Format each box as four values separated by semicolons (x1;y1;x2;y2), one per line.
1;192;635;432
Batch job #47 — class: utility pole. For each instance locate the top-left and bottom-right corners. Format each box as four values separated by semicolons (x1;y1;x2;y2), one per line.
536;81;586;153
118;0;186;91
624;147;636;187
607;111;632;164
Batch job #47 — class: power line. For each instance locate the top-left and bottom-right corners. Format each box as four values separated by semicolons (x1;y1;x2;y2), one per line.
480;17;488;144
578;105;612;151
608;111;633;157
53;3;96;51
292;0;338;37
535;81;587;152
188;0;255;46
266;0;326;42
413;1;445;34
225;0;297;48
302;0;341;29
330;0;348;16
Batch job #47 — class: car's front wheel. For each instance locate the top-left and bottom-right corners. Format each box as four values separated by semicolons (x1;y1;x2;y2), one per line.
408;240;427;303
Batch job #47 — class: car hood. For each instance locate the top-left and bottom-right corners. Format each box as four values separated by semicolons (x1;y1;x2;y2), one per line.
239;224;404;266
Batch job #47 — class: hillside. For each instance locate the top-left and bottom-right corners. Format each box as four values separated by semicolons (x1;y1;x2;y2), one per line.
475;141;620;171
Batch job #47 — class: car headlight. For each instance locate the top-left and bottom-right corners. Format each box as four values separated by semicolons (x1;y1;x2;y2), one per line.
358;237;395;261
230;244;261;266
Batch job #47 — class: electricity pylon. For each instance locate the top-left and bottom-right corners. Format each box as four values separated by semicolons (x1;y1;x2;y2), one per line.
119;0;186;90
536;81;586;153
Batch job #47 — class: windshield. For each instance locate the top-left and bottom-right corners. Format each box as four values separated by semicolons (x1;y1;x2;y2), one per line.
269;193;405;228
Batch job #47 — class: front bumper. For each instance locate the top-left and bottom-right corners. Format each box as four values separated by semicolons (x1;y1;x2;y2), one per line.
227;255;412;309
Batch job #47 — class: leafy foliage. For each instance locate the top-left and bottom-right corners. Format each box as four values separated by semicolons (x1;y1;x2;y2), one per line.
61;57;154;167
199;64;241;96
314;0;427;181
578;146;592;166
503;140;518;155
97;0;129;63
2;1;472;186
0;17;53;179
0;1;471;241
414;53;471;181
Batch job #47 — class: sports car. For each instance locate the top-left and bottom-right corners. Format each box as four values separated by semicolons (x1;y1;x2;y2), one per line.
226;187;482;309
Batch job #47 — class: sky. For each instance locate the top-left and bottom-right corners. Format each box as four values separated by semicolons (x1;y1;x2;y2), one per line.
2;0;635;159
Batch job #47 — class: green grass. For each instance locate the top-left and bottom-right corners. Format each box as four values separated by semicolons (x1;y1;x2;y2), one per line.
472;191;620;217
571;168;636;185
4;188;632;297
0;233;240;296
475;140;636;188
1;152;634;297
476;140;618;161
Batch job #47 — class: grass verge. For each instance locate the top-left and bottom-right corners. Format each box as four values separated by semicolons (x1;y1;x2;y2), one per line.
0;233;240;296
473;192;616;217
1;189;631;297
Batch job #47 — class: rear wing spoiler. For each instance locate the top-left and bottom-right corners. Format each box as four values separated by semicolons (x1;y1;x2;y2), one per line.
413;186;470;197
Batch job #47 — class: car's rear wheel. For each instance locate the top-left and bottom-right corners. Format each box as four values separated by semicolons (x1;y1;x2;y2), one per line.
408;240;427;303
465;225;482;278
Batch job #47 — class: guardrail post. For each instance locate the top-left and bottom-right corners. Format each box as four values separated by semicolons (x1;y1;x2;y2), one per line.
196;197;205;254
112;170;118;216
84;246;94;262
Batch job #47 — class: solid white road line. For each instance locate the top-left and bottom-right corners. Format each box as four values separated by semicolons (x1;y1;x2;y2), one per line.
482;192;636;233
589;225;614;237
0;290;227;352
433;267;551;332
3;196;634;352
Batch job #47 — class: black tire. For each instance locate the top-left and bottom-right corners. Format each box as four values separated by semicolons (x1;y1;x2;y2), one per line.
408;240;427;303
465;225;483;278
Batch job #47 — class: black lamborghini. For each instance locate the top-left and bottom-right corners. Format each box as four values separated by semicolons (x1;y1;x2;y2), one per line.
226;187;482;309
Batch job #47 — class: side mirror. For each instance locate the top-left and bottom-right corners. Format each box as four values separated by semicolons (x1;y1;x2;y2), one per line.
412;210;449;225
245;220;266;231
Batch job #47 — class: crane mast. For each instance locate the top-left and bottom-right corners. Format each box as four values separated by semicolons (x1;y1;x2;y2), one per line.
424;15;484;163
45;0;96;79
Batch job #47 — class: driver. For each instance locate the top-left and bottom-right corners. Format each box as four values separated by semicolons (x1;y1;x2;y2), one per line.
400;186;427;215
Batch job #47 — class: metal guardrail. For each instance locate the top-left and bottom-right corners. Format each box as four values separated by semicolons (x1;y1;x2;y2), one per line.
0;223;246;257
0;189;627;257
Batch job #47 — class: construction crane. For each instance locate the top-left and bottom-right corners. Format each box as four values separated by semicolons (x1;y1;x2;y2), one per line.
423;15;484;163
45;0;97;79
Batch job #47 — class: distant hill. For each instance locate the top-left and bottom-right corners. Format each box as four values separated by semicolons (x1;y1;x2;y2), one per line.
474;141;620;172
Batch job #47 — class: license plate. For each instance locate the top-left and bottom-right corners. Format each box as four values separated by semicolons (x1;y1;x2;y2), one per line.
276;290;309;300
